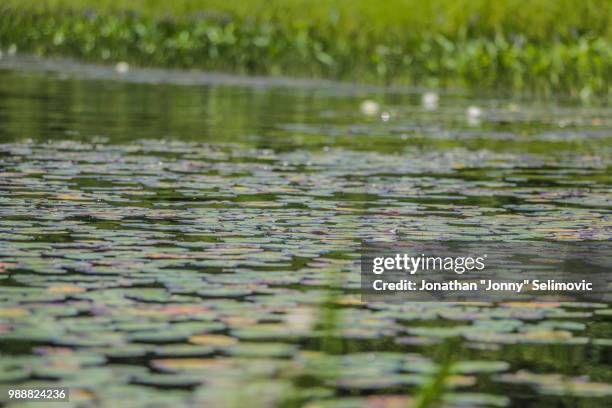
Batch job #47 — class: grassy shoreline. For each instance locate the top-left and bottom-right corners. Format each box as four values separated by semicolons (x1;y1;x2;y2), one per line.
1;1;610;95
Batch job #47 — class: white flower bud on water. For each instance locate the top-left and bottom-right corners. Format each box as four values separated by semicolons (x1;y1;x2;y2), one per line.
115;62;130;75
466;105;483;126
422;92;439;110
360;100;380;116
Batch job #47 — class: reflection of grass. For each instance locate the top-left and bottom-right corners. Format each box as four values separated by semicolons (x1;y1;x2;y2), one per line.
1;0;610;94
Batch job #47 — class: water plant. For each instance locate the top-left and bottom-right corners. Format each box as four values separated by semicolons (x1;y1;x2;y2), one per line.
0;66;611;407
413;338;459;408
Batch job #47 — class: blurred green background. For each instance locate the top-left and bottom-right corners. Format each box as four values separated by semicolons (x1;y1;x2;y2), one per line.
1;0;611;95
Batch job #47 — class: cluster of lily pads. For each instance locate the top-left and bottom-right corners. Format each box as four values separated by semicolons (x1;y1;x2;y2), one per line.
0;136;610;407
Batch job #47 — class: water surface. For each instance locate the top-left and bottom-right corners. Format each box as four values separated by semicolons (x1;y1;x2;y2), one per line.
0;60;611;407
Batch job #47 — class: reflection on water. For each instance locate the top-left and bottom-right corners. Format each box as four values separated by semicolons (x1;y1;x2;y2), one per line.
0;60;610;407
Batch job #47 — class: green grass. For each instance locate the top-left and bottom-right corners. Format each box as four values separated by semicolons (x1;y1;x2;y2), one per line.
1;0;610;94
413;339;460;408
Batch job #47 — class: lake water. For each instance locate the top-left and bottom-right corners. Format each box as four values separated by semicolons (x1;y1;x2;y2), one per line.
0;58;610;407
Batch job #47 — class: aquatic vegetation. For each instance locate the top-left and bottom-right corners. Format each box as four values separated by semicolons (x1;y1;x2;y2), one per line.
413;340;458;408
0;0;610;94
0;68;610;407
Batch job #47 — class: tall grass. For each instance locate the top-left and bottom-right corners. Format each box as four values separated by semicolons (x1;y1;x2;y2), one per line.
1;1;610;94
413;338;460;408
